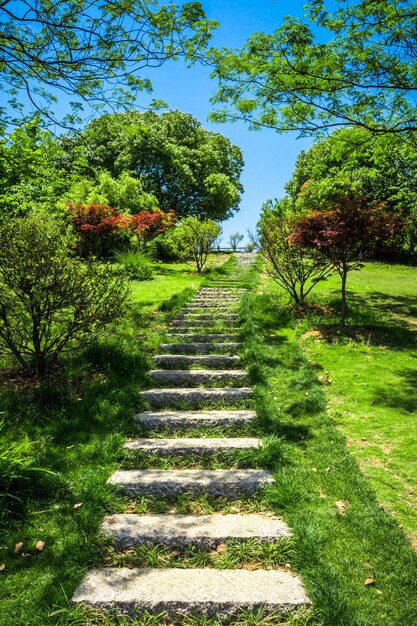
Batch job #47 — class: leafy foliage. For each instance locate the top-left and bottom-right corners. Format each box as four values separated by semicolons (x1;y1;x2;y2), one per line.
113;250;154;281
229;232;244;250
62;171;160;214
67;202;175;257
67;203;131;257
0;0;217;130
80;109;244;220
0;215;129;378
289;196;402;323
210;1;417;137
176;216;222;273
256;201;333;306
285;127;417;254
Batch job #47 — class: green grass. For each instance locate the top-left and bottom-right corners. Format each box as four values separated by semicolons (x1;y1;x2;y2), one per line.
4;253;416;625
264;261;417;546
0;255;228;626
248;261;417;624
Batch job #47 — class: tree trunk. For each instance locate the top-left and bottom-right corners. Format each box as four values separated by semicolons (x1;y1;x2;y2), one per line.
340;269;348;326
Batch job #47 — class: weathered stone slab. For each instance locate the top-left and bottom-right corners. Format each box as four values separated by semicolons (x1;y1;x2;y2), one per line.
165;334;238;343
72;567;309;619
135;409;256;429
108;469;274;497
148;369;248;387
140;387;252;408
181;306;237;312
152;355;240;368
192;297;240;302
102;513;291;548
200;288;246;292
176;314;239;321
158;343;241;354
168;327;238;335
124;437;261;455
171;319;239;327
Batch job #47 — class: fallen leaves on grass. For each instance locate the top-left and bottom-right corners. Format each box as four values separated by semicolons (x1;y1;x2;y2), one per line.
35;541;45;552
365;578;375;586
0;564;5;572
335;500;350;515
14;542;23;554
216;544;227;554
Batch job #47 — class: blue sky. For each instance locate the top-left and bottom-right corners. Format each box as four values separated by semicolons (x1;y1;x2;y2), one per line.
136;0;316;245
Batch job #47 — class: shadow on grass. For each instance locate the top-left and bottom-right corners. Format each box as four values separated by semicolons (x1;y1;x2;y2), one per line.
245;291;417;625
373;366;417;413
296;290;417;350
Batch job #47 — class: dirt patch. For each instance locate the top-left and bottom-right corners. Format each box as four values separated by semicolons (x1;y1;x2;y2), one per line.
301;329;325;341
380;443;395;455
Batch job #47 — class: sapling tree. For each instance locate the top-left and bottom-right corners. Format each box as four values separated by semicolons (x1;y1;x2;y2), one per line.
289;196;402;324
0;215;129;379
229;232;244;250
177;216;222;273
256;206;332;306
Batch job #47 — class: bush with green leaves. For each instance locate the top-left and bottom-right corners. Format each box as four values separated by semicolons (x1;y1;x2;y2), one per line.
147;228;186;262
113;249;153;281
175;216;222;273
0;215;129;379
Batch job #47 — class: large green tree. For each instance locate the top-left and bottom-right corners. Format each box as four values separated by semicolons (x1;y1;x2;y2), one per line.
210;0;417;138
0;0;216;131
76;109;244;220
284;127;417;252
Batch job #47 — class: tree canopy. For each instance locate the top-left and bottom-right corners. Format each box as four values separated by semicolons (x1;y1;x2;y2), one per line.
0;110;243;223
0;0;217;131
210;0;417;138
284;127;417;252
76;109;244;220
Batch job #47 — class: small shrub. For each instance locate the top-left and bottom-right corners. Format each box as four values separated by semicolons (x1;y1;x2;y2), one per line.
175;216;222;273
113;249;154;281
0;215;129;379
66;202;130;257
147;228;185;262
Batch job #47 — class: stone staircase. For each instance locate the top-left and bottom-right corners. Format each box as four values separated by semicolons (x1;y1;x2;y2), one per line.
73;255;310;622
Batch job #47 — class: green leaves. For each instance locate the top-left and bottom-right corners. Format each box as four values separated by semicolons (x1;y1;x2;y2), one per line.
0;215;129;379
210;1;417;138
175;216;222;273
0;0;217;129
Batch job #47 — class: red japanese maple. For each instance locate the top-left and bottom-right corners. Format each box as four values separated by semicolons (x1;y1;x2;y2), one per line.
288;196;402;324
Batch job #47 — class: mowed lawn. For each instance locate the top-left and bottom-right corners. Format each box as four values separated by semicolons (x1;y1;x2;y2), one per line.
0;256;229;625
263;261;417;546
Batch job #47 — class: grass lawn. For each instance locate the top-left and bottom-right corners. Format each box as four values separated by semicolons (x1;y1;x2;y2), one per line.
2;254;417;625
0;255;230;626
263;261;417;547
241;259;417;624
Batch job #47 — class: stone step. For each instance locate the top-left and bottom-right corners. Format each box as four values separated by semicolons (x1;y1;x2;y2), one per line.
182;306;237;312
140;387;252;408
200;288;246;293
102;513;290;549
190;300;240;306
148;369;248;387
196;295;244;299
171;319;239;327
124;437;261;455
176;313;239;321
135;409;256;429
159;343;241;354
152;354;240;368
108;469;274;497
169;327;239;335
72;567;309;620
165;333;238;343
